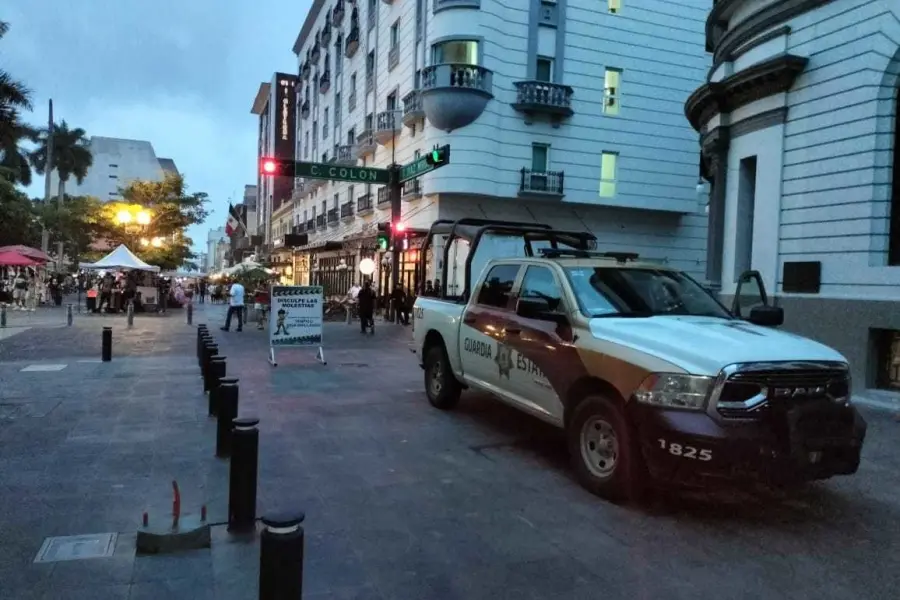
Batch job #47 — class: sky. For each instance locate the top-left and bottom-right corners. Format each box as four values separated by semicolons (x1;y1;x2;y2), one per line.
3;0;311;253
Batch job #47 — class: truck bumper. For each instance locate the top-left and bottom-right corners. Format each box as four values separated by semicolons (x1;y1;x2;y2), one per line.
627;402;867;488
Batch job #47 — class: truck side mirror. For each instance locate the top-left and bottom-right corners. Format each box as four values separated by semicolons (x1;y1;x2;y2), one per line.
733;270;783;327
748;305;784;327
516;297;550;318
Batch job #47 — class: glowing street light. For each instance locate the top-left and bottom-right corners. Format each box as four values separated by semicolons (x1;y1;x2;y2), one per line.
116;210;133;225
136;211;151;226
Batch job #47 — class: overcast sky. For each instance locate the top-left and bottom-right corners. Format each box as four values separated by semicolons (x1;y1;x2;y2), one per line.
4;0;310;252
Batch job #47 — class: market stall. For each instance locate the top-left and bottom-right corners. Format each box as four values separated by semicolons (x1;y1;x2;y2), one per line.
79;244;160;312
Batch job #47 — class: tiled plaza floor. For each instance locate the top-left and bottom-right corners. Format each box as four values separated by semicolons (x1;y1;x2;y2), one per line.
0;303;899;599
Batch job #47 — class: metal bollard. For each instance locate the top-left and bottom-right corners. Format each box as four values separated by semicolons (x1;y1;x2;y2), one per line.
228;417;260;532
187;301;193;325
197;330;211;366
101;327;112;362
259;512;305;600
207;357;227;416
1;304;6;328
199;335;213;372
202;344;219;390
213;377;238;418
126;301;135;328
216;381;239;458
66;304;73;326
196;325;208;361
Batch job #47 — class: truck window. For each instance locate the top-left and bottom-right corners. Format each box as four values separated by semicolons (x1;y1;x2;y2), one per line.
519;266;563;312
476;264;520;309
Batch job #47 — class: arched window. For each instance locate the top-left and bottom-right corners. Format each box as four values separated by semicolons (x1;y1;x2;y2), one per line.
890;87;900;264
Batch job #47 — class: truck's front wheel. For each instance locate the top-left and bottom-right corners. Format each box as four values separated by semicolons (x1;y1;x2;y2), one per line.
567;395;646;503
424;344;461;410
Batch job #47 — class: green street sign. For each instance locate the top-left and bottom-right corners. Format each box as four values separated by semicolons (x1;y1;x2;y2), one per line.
399;145;450;183
295;161;391;184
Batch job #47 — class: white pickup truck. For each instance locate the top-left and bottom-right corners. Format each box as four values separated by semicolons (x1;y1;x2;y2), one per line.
411;219;866;502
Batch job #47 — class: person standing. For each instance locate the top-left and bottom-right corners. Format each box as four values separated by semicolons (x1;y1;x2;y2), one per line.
221;280;245;332
357;280;376;335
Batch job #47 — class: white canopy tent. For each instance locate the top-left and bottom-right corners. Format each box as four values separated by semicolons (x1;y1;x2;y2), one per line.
80;244;160;272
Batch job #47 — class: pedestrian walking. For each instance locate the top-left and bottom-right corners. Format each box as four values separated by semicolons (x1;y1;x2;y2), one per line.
221;280;245;332
357;280;376;335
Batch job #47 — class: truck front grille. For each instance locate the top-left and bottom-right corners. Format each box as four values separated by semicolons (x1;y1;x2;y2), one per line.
714;362;850;419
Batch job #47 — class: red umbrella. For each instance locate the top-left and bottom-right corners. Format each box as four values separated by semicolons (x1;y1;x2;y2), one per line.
0;251;39;266
0;245;51;263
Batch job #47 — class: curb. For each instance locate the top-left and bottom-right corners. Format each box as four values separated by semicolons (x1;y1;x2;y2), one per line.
853;395;900;414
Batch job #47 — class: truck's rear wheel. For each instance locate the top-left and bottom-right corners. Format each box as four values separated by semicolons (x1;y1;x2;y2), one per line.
424;344;461;410
567;395;646;503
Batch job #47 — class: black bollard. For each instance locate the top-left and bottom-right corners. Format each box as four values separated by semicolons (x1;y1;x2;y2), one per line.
216;381;239;458
202;344;218;391
228;417;260;532
198;333;212;368
187;302;194;325
207;357;227;417
196;327;207;362
212;377;238;418
101;327;112;362
259;512;305;600
205;354;225;395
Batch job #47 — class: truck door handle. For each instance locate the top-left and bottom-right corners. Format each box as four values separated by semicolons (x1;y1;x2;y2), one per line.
463;315;476;324
505;328;521;335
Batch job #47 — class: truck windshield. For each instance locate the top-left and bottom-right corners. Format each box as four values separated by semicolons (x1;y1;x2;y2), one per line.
565;267;732;319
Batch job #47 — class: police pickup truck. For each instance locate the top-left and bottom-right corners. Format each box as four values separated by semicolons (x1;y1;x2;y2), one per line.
411;219;866;502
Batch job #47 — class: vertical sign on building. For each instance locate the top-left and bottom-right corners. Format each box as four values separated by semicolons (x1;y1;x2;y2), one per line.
272;72;298;212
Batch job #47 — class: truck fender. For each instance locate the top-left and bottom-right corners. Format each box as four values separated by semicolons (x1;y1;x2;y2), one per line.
563;376;627;428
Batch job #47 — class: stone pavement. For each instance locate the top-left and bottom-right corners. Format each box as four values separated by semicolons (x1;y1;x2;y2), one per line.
0;302;899;599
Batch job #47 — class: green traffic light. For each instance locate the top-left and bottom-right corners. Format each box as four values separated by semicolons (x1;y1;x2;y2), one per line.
430;150;442;163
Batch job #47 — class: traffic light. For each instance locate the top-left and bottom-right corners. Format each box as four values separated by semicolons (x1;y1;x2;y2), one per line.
259;157;293;177
376;222;389;251
425;145;450;166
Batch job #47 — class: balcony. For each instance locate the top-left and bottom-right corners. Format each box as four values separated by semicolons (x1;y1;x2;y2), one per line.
345;25;360;58
388;45;399;71
348;91;357;112
355;130;376;158
316;214;327;229
420;64;493;132
511;81;574;125
293;222;306;234
331;144;355;165
320;69;331;94
402;178;422;201
300;99;310;119
340;201;354;220
434;0;481;12
306;219;315;231
365;71;374;94
333;1;344;25
321;22;332;45
376;186;391;208
402;89;424;126
518;168;565;198
327;208;339;225
357;193;374;214
374;111;401;145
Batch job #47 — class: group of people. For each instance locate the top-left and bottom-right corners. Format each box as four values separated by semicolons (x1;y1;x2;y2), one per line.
1;269;69;310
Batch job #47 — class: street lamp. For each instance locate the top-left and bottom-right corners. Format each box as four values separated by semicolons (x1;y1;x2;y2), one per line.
116;209;133;225
136;211;151;226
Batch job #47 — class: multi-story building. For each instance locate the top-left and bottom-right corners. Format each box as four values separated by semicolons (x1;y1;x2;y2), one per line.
284;0;711;295
205;227;227;273
687;0;900;395
51;136;178;201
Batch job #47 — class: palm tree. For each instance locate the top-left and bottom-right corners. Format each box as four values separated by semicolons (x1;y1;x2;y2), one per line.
30;120;93;199
0;20;36;186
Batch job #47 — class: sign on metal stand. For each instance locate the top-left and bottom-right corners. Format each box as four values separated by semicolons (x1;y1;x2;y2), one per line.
268;285;326;367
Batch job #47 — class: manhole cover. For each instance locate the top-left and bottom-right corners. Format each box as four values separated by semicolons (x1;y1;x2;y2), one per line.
34;533;118;563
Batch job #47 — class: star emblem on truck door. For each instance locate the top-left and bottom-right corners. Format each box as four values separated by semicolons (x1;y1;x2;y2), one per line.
495;342;514;379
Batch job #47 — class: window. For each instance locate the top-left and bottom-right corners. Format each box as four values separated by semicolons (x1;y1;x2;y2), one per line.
366;50;375;75
604;69;621;115
432;40;479;65
476;264;520;308
350;73;357;92
520;266;563;312
348;185;355;202
335;93;341;126
390;20;400;48
347;128;355;145
386;91;397;111
323;109;329;139
734;156;757;277
333;193;339;209
608;0;621;14
531;144;549;172
536;57;553;82
365;113;374;130
304;131;309;158
335;45;343;74
599;152;618;197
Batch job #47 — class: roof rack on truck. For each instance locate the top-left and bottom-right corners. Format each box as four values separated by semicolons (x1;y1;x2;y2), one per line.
416;218;597;302
537;249;640;263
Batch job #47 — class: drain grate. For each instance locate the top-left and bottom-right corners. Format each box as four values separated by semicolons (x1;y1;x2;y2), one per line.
34;533;118;563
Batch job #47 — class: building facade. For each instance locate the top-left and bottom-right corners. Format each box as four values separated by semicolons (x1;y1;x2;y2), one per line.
278;0;711;296
205;227;227;273
251;73;299;247
687;0;900;393
52;136;178;201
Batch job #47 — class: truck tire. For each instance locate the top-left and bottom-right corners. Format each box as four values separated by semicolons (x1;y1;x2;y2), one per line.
567;395;646;503
424;344;461;410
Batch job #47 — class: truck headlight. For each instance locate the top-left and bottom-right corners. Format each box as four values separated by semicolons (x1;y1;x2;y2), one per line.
635;373;713;410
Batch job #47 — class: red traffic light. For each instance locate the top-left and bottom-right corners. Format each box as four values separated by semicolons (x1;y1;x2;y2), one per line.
261;159;277;174
392;222;406;233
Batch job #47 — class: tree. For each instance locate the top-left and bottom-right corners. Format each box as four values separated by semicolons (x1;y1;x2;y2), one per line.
103;173;210;270
0;176;40;246
33;195;105;265
0;20;36;187
30;120;93;198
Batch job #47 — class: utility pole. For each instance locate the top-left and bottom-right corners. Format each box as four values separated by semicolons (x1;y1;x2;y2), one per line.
40;99;54;256
388;162;401;295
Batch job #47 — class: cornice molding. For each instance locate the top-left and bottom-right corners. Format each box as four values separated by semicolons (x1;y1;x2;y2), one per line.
685;53;808;132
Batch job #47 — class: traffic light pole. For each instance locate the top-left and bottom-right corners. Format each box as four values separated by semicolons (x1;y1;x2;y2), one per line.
388;164;402;299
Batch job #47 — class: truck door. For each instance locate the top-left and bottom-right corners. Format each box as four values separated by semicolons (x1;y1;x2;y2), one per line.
459;264;522;388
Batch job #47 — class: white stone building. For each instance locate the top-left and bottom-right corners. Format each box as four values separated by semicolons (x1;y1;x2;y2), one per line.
687;0;900;392
52;136;177;201
285;0;711;295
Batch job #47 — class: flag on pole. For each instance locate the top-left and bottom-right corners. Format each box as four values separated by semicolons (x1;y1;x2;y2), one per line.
225;203;245;236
